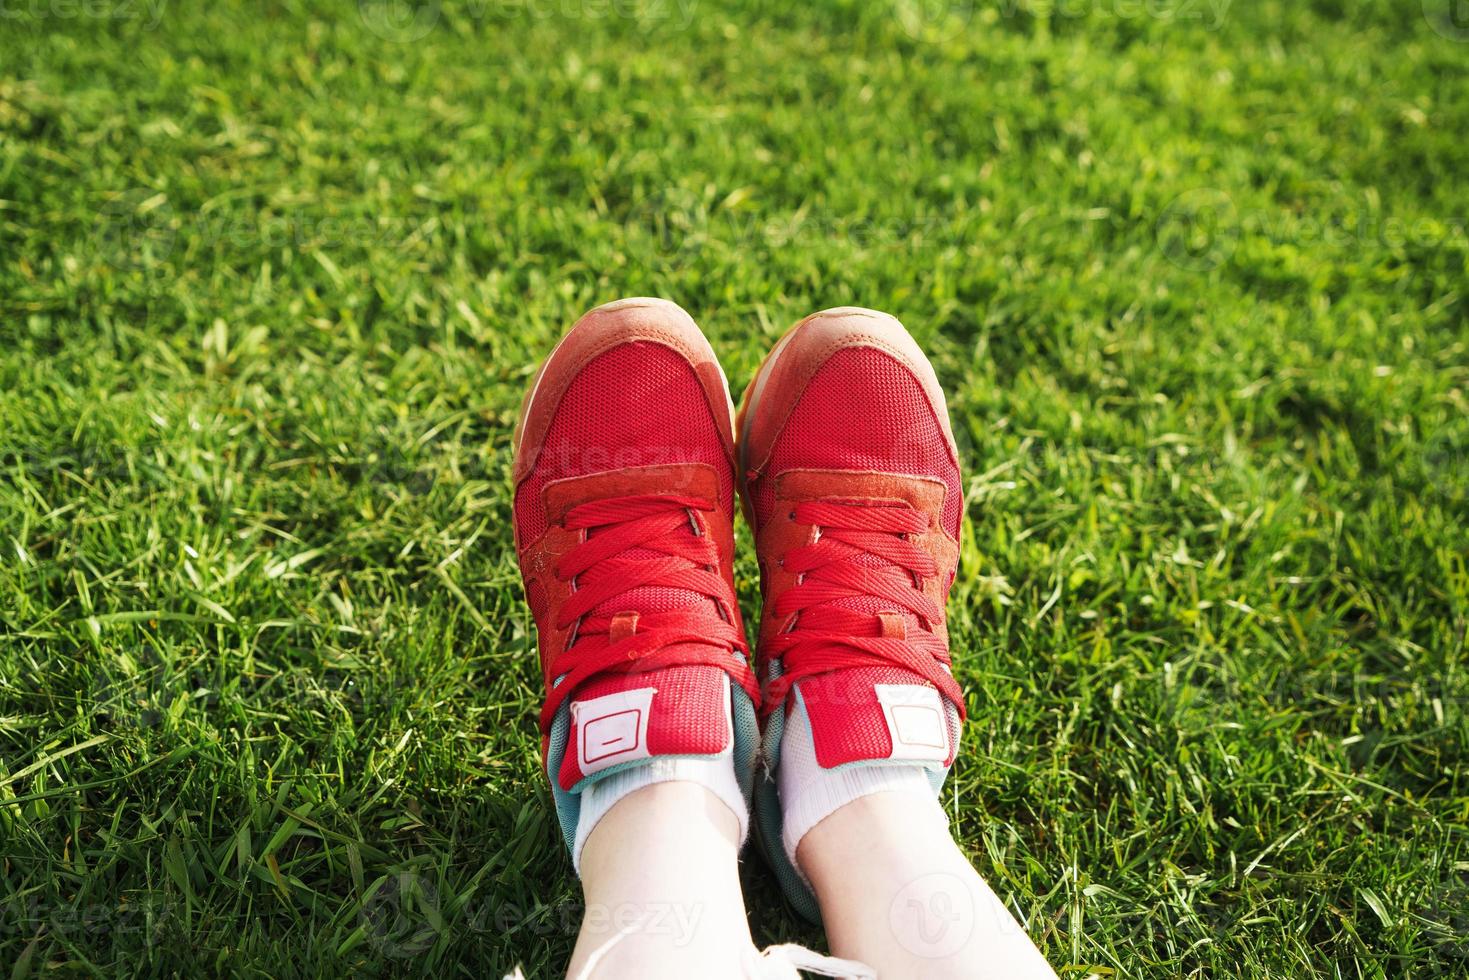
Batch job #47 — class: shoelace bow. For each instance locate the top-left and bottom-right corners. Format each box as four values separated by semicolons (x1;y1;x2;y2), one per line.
558;933;873;980
761;499;966;718
539;493;758;733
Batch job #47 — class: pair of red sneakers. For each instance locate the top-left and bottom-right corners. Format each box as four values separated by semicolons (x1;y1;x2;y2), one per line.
512;298;965;918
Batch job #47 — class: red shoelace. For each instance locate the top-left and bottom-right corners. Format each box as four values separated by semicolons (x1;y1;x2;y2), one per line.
539;494;758;733
761;499;966;718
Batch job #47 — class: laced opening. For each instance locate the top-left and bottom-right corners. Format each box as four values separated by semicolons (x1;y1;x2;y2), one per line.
761;499;965;718
539;493;757;733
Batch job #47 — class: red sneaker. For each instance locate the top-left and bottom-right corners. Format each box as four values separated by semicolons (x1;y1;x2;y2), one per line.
737;307;965;920
513;298;760;853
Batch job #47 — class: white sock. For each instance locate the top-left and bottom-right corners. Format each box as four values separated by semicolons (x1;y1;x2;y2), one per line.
572;752;748;873
778;701;937;876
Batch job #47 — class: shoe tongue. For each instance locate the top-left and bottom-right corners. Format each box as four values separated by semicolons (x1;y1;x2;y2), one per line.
557;526;724;704
827;547;924;633
794;662;959;771
557;667;732;791
790;542;958;769
585;525;721;629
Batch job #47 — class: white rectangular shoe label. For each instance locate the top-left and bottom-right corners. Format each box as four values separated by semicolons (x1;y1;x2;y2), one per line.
875;684;949;763
573;687;656;776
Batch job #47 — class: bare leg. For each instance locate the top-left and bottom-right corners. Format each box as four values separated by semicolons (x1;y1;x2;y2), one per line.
797;791;1057;980
568;782;754;979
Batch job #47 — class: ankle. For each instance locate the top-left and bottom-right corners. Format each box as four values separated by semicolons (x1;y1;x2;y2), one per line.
795;788;955;885
580;779;743;882
794;792;1056;979
776;699;945;879
573;751;749;873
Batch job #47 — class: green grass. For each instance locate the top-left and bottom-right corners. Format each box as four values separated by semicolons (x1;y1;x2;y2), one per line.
2;0;1467;975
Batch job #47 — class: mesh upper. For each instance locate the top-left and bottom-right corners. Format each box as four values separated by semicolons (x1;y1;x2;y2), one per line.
752;346;961;537
516;340;733;540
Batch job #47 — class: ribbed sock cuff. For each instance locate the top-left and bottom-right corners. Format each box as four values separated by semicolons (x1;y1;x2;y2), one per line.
572;753;748;873
777;701;937;876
